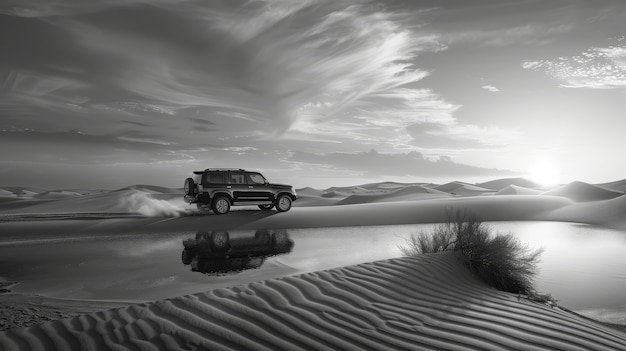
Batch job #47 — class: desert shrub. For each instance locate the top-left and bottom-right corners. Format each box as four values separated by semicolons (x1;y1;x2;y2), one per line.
399;228;454;255
401;208;543;294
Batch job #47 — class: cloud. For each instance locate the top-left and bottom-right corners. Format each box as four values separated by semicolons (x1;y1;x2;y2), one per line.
0;130;194;165
0;0;449;141
0;0;525;188
405;121;522;151
441;24;573;47
481;85;500;92
0;0;172;17
522;37;626;89
287;88;462;151
291;149;515;178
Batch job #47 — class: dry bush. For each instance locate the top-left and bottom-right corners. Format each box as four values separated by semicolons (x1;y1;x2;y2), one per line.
399;228;454;255
401;208;543;294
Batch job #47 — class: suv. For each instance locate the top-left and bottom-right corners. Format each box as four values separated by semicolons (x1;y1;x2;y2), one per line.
183;169;297;214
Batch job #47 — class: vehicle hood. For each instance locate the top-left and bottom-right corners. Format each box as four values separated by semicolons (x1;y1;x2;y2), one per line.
269;183;294;190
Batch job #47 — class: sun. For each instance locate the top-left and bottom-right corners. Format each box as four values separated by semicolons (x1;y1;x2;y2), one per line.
527;161;560;186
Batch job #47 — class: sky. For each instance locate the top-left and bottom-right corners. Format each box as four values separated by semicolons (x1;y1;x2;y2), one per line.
1;0;625;189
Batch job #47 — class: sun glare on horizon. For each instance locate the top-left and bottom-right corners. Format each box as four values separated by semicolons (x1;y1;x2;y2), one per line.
527;161;561;186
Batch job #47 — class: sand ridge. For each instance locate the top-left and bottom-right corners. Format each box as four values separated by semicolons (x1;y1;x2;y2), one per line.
2;180;625;227
1;253;624;351
542;181;624;202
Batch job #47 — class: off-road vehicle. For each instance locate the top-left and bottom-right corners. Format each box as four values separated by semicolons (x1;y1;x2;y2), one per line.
181;230;294;273
183;169;297;214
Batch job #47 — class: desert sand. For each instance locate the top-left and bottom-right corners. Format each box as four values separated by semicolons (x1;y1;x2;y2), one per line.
2;253;625;350
1;178;626;349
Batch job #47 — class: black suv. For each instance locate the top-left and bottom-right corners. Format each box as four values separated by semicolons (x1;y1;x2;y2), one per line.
183;169;297;214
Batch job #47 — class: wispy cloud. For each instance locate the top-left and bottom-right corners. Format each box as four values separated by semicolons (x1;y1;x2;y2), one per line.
481;85;500;92
0;0;173;17
0;0;526;187
442;24;573;47
0;130;192;165
522;37;626;89
406;122;522;152
1;0;447;140
291;149;515;178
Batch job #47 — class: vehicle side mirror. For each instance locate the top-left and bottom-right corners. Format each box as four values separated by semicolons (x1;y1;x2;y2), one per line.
264;180;269;186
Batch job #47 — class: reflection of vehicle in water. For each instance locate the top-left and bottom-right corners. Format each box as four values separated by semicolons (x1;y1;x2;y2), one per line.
182;229;293;274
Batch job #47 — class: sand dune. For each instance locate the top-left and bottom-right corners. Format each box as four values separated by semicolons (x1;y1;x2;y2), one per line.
0;194;582;236
2;179;626;231
495;185;543;196
1;253;624;350
113;185;183;194
336;185;450;205
292;195;341;207
296;187;325;197
478;177;543;191
434;182;495;196
33;190;83;199
0;186;47;196
596;179;626;193
295;184;450;207
543;181;624;202
0;188;190;217
355;181;425;190
542;193;626;228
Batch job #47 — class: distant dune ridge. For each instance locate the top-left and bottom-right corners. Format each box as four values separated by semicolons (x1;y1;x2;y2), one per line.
1;178;626;229
434;181;494;195
336;184;449;205
542;181;624;202
495;185;543;196
477;177;543;191
596;179;626;192
1;253;624;351
0;186;189;216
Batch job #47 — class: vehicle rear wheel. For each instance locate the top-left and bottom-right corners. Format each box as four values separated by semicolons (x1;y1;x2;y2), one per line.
276;194;292;212
210;231;230;251
258;204;273;211
211;196;230;214
184;178;195;196
254;229;271;244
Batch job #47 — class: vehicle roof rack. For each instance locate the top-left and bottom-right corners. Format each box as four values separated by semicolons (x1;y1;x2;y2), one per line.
203;168;247;172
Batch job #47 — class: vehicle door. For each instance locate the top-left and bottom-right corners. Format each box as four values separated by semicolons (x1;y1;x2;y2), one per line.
245;173;273;201
227;171;249;202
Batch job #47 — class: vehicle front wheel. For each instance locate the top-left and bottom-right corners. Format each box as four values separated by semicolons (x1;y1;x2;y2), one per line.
276;194;292;212
258;204;274;211
211;196;230;214
271;230;290;247
210;231;230;251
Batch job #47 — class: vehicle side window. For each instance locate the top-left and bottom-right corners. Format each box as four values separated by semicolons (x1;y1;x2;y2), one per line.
248;173;266;185
229;173;246;184
206;172;226;184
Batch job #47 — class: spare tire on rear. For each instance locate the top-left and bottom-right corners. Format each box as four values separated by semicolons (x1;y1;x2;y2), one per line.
184;177;195;196
181;249;194;265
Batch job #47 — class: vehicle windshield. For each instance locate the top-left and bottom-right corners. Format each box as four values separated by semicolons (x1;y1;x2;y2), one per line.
248;173;267;185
